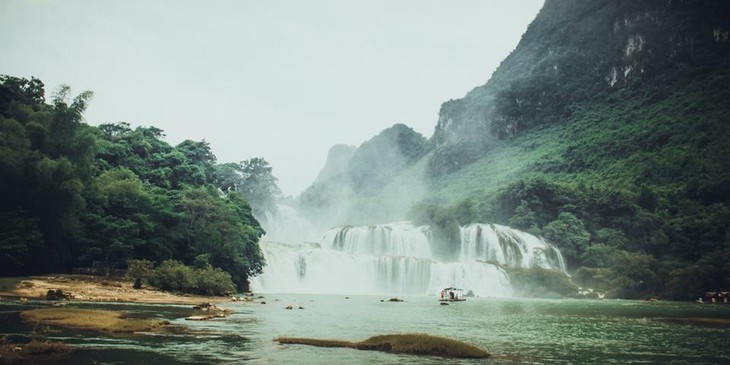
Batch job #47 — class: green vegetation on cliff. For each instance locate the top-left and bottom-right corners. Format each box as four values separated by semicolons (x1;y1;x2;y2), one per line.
416;0;730;300
299;0;730;300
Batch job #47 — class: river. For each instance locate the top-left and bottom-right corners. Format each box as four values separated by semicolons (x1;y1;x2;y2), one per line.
1;296;728;364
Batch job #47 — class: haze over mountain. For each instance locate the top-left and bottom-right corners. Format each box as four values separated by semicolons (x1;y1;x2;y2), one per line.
295;0;730;299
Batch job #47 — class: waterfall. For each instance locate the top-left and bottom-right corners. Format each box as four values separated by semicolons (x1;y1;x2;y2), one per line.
459;223;567;274
251;219;567;297
320;223;432;259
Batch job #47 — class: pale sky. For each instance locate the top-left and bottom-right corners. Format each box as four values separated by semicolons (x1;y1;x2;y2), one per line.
0;0;543;195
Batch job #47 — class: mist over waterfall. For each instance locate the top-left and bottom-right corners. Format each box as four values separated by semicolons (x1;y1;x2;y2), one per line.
251;210;567;297
260;205;321;244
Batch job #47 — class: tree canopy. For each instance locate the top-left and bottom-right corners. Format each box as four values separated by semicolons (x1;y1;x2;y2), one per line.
0;75;269;291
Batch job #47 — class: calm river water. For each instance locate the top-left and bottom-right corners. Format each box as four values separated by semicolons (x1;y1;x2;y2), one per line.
1;295;729;364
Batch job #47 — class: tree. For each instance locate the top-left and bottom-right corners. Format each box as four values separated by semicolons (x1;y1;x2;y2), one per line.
81;168;154;271
542;212;590;265
126;259;154;289
214;162;244;192
240;157;282;215
0;210;43;275
179;187;265;291
0;75;45;110
0;76;271;294
176;140;216;185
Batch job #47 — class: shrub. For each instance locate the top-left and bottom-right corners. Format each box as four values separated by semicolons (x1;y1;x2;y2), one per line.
149;260;197;293
195;266;236;296
147;260;236;296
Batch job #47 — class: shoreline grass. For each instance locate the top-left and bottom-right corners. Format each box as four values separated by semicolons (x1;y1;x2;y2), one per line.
276;333;490;359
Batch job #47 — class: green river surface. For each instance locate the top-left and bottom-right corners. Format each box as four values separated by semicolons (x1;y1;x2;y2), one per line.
1;295;728;364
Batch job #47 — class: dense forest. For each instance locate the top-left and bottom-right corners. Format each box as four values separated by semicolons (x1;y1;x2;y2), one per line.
0;75;279;292
298;0;730;300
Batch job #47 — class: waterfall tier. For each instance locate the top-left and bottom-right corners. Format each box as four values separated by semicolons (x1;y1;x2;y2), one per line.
251;221;567;297
459;223;567;273
320;223;432;259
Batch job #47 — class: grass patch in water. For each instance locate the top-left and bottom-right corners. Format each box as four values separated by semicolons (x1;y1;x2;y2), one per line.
276;333;490;359
20;308;171;333
0;337;72;363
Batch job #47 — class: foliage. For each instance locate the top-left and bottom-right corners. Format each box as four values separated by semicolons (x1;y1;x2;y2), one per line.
573;248;661;299
126;259;154;281
542;212;590;264
239;157;282;215
428;142;486;177
409;68;730;300
146;260;195;293
148;260;236;296
0;75;266;292
194;265;238;296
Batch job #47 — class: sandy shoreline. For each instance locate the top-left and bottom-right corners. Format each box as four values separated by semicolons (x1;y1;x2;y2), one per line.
0;274;230;305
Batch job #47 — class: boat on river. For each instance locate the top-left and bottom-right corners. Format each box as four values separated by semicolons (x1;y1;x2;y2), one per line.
439;287;466;302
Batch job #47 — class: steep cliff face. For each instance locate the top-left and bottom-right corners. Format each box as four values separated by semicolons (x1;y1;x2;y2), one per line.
430;0;730;175
298;123;428;227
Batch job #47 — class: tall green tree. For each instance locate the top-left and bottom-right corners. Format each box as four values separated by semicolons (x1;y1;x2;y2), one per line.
239;157;282;215
179;187;264;290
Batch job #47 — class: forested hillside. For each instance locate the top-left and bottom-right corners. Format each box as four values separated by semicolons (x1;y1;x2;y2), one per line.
0;76;275;291
299;0;730;299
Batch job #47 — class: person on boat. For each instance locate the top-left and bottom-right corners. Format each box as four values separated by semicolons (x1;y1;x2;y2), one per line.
449;291;455;300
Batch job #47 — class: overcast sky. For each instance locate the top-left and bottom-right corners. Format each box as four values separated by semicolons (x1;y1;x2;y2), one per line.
0;0;543;195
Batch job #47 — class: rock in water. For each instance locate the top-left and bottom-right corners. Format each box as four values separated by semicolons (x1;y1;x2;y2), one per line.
276;333;490;359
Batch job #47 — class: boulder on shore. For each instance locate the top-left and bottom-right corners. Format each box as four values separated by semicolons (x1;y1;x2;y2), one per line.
46;289;72;301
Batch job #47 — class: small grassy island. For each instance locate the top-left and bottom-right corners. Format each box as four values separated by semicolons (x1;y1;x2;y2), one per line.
20;308;174;334
276;333;490;359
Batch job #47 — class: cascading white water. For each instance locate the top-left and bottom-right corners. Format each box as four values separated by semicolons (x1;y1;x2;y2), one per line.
251;217;568;297
459;223;568;274
320;223;432;259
